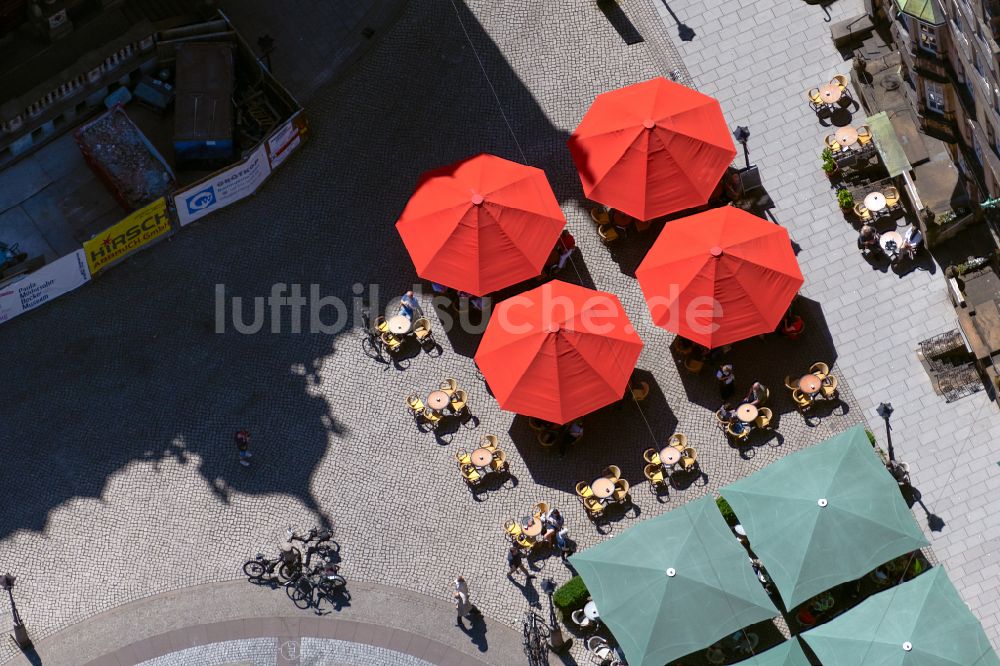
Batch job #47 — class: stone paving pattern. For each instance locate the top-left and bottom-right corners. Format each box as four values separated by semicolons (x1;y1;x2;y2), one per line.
653;0;1000;646
0;0;994;663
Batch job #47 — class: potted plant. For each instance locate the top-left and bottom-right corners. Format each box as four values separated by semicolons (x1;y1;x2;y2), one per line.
821;148;838;177
837;188;854;210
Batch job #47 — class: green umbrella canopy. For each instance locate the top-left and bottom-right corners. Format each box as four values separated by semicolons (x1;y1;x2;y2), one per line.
736;639;812;666
568;495;778;666
719;426;928;609
803;567;1000;665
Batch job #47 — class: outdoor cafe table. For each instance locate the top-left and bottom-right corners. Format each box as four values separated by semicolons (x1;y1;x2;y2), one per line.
427;390;451;411
659;446;682;465
880;230;903;254
799;374;822;395
864;191;887;213
521;516;543;538
818;83;842;105
591;477;616;499
584;600;600;620
388;315;412;335
470;448;493;468
737;404;758;423
834;126;859;148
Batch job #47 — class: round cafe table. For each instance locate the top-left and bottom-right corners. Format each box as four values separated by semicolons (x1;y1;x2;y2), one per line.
659;446;682;465
470;447;493;468
583;600;600;621
737;404;758;423
880;230;903;253
522;517;543;538
864;191;887;212
427;390;451;412
388;315;412;335
818;83;842;105
835;126;859;147
591;477;616;499
799;374;822;395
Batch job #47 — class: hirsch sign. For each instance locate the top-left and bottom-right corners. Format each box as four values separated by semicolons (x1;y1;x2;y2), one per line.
83;198;171;275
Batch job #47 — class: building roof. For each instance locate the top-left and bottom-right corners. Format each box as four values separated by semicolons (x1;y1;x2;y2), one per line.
894;0;946;26
867;111;913;177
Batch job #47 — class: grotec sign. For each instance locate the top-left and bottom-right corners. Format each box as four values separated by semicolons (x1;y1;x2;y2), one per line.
84;198;171;275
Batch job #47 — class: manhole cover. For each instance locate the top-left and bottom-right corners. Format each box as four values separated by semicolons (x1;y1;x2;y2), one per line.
881;75;901;90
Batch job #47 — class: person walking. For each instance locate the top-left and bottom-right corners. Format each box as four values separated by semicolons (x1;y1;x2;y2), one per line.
716;364;736;402
235;429;252;467
507;545;532;579
452;575;475;627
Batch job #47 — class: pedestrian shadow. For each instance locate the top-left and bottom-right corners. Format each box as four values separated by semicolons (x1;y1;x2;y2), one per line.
902;485;946;532
458;611;490;653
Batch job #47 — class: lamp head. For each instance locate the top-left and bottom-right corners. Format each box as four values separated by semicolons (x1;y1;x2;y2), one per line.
733;126;750;144
876;402;893;419
540;578;556;595
0;573;14;590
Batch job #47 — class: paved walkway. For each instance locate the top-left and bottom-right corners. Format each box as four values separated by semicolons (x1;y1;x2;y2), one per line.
653;0;1000;646
4;580;520;666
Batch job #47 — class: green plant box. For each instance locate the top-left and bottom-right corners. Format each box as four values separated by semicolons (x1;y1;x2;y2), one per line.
553;575;589;617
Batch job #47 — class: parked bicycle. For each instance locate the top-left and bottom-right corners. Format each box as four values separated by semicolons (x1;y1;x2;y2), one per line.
285;556;347;611
243;551;298;582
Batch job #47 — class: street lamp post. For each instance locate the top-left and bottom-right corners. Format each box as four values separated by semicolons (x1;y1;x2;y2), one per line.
876;402;894;461
0;574;31;649
539;578;570;652
733;126;751;169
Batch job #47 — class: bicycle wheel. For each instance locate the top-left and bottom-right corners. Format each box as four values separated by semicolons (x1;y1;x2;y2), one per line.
243;560;266;579
325;574;346;590
279;563;299;580
285;580;312;608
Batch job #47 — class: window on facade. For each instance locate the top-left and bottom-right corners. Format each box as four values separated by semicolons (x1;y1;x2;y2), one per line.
977;18;986;42
926;80;947;113
975;49;985;78
973;131;985;164
919;23;939;52
953;3;964;34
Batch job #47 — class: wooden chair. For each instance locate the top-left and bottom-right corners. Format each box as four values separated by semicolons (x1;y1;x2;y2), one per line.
590;207;611;225
582;495;605;519
537;430;558;447
374;316;389;334
597;224;620;244
634;218;653;233
821;375;839;399
450;389;469;415
684;355;704;373
422;407;443;428
854;203;872;221
643;448;662;465
631;381;650;402
406;393;425;416
514;533;535;550
575;481;594;498
644;463;668;490
792;389;812;411
726;422;751;443
672;337;694;356
612;478;630;503
784;375;799;391
678;448;698;472
381;331;403;353
667;433;687;450
571;608;597;632
490;449;508;472
857;125;872;144
456;449;472;466
504;519;523;539
461;464;482;485
884;186;900;208
440;378;458;396
755;407;773;429
714;409;731;431
528;417;548;431
413;317;433;345
602;465;621;481
480;434;499;451
807;87;824;109
824;135;841;151
832;74;849;91
532;502;550;518
809;362;830;380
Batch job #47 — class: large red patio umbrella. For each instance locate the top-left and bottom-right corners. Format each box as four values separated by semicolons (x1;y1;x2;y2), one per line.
635;207;803;349
475;281;644;424
568;77;737;221
396;153;566;296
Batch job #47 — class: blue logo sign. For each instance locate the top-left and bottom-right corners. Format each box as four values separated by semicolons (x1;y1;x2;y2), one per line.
185;186;217;214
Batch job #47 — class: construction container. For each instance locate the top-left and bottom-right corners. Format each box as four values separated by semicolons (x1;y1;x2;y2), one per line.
173;42;235;168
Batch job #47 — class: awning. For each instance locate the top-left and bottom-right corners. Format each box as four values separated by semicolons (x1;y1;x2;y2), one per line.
868;111;913;177
895;0;946;25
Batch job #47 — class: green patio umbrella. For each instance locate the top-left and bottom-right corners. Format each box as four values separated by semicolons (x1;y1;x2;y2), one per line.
731;639;811;666
568;495;778;666
719;425;928;609
802;567;1000;665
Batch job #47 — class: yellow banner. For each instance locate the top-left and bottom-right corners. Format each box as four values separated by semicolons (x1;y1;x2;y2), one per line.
84;198;170;275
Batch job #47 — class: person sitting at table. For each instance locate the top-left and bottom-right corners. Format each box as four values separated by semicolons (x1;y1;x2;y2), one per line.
894;226;923;265
541;508;564;544
556;420;583;458
857;225;882;258
729;416;749;436
716;402;737;424
742;381;768;406
555;229;577;271
398;290;421;320
779;308;805;341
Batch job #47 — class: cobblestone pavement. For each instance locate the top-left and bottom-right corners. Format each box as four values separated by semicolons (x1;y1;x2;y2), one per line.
0;0;981;663
653;0;1000;647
